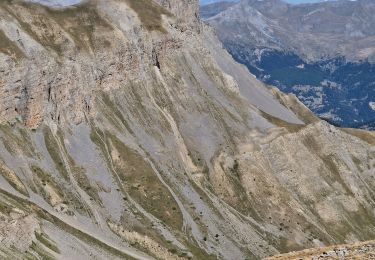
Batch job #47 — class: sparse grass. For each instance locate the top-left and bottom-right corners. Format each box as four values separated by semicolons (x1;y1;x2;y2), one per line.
31;165;63;204
0;199;12;215
0;29;24;59
260;110;305;133
2;1;112;55
29;240;56;260
124;0;171;32
341;128;375;145
2;3;64;55
270;87;319;124
303;134;354;195
320;155;354;195
0;189;28;214
0;162;28;197
41;129;94;215
35;231;60;254
43;128;69;181
71;164;102;205
90;127;183;230
0;123;36;157
266;239;375;260
45;2;112;51
107;133;183;230
100;93;134;135
0;187;137;260
184;242;217;260
0;246;37;259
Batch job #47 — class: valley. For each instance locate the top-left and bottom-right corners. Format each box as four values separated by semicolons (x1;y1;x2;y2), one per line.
202;0;375;128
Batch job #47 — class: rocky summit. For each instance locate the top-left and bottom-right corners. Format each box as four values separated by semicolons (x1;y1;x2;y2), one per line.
0;0;374;259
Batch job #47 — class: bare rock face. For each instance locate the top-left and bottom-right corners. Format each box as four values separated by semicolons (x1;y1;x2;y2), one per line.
0;0;373;259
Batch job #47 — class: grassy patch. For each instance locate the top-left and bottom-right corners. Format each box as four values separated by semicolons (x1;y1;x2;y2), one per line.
303;134;354;195
341;128;375;146
43;128;69;181
100;93;134;135
0;162;28;197
270;87;318;124
30;240;56;260
31;165;64;204
1;2;64;55
108;133;183;230
0;123;36;157
90;127;183;231
45;2;112;51
124;0;170;32
2;1;112;54
0;187;137;259
72;164;102;205
0;29;24;59
0;199;12;215
260;110;305;133
35;231;60;254
184;242;217;260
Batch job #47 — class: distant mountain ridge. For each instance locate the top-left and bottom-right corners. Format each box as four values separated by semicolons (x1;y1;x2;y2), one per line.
200;1;236;18
202;0;375;127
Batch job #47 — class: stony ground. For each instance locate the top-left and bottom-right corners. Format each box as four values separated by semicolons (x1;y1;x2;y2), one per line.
265;240;375;260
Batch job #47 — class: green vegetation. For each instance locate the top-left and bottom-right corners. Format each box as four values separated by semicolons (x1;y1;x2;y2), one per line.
2;1;112;55
0;123;36;157
270;87;319;124
2;3;64;55
260;110;305;133
30;240;56;260
270;67;325;86
184;242;217;260
108;133;183;230
31;165;63;203
0;187;137;259
320;154;353;195
72;164;102;205
124;0;170;32
43;128;69;181
341;128;375;146
0;163;29;197
35;231;60;254
0;246;39;260
90;126;183;230
45;2;112;51
100;93;134;135
0;29;24;59
0;199;12;215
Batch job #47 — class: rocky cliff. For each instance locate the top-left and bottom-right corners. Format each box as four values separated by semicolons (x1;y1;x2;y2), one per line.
0;0;374;259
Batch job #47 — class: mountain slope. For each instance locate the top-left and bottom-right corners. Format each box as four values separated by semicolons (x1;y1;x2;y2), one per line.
202;0;375;127
0;0;374;259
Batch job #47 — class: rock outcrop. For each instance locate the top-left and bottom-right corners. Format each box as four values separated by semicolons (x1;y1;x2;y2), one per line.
0;0;373;259
265;240;375;260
